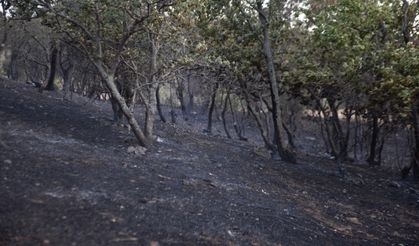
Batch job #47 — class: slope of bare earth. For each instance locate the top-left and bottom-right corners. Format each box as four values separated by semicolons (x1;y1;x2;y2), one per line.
0;78;418;245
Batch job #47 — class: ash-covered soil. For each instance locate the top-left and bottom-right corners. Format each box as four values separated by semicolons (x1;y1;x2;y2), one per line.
0;78;418;245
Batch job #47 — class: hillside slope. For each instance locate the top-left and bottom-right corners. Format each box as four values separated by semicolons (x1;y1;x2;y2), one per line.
1;79;418;245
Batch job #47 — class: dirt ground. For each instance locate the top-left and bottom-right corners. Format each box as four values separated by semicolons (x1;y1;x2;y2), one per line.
1;78;419;245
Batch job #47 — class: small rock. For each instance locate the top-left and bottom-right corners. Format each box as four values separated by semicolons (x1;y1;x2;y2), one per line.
253;147;270;159
127;146;147;155
347;217;361;225
389;181;401;188
149;241;159;246
3;159;12;164
352;177;365;186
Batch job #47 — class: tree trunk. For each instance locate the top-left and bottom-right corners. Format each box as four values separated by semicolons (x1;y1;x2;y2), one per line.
400;0;419;180
221;92;232;139
353;113;360;161
206;82;219;134
0;16;10;76
328;99;351;160
59;46;74;99
411;102;419;180
95;62;150;147
177;79;187;119
257;3;296;163
156;84;167;123
62;66;73;100
7;51;18;80
282;121;296;150
110;97;124;123
144;32;159;139
367;115;380;166
45;44;58;91
187;73;194;113
143;86;157;138
229;95;247;141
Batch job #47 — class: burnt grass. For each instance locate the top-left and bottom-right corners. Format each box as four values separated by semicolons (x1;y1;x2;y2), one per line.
0;78;419;246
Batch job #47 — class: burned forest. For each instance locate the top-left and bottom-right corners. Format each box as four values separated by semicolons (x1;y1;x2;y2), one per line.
1;0;419;245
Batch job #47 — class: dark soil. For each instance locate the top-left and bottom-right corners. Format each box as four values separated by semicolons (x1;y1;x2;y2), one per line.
1;78;419;245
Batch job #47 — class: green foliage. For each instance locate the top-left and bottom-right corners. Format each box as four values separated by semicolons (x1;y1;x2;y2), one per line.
284;0;418;124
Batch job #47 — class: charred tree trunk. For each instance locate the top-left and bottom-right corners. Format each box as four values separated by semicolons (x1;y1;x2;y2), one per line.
400;0;419;180
221;91;232;139
206;82;219;134
177;79;187;119
169;82;177;124
412;109;419;180
111;97;124;123
144;32;159;139
353;113;361;160
45;45;58;91
330;100;352;176
328;100;352;161
7;51;18;80
248;102;275;151
229;95;247;141
0;8;10;76
282;121;296;150
405;102;419;180
59;46;74;99
156;84;167;123
62;67;73;99
187;73;194;113
95;62;150;147
367;115;380;166
257;2;296;163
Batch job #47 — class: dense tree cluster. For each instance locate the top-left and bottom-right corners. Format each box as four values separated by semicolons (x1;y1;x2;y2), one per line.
0;0;418;179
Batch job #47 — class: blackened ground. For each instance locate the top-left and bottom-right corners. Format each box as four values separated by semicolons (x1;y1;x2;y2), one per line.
0;78;418;245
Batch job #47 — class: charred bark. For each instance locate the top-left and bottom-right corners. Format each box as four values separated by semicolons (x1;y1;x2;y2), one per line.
156;84;167;123
367;115;380;166
206;82;219;134
257;2;296;163
95;62;150;147
45;45;58;91
221;92;232;139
